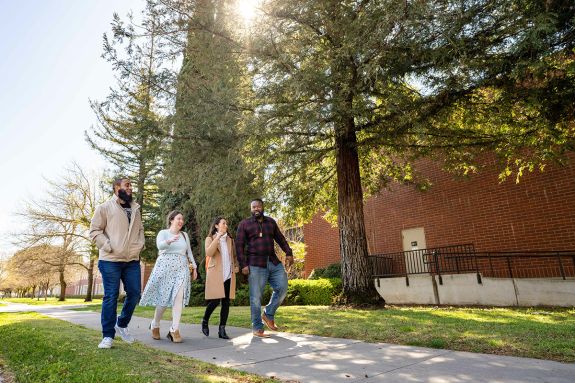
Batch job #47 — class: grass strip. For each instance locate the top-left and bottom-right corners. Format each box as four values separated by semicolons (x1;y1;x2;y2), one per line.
0;312;277;383
1;298;103;306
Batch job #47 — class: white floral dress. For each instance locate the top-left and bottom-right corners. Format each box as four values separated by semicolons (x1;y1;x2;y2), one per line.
140;230;197;307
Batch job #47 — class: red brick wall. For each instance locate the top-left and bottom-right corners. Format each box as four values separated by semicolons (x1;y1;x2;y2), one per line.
142;262;154;288
303;155;575;277
303;213;341;277
65;275;104;296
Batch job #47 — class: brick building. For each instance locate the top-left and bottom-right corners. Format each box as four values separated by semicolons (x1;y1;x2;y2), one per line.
303;155;575;278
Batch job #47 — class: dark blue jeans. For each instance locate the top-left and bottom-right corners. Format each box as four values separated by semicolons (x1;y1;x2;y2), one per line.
98;260;141;338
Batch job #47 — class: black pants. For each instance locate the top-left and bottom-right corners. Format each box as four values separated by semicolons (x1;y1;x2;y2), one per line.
203;278;231;326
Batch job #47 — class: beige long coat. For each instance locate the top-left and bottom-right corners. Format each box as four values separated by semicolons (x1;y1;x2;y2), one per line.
204;235;238;300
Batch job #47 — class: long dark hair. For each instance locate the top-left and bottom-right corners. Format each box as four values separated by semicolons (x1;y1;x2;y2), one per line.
166;210;184;228
209;216;229;237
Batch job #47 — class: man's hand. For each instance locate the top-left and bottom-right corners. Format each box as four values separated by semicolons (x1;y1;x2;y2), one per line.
285;255;294;268
242;266;249;275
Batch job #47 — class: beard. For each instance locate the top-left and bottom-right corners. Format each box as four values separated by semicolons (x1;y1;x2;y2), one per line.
251;210;264;218
118;189;133;204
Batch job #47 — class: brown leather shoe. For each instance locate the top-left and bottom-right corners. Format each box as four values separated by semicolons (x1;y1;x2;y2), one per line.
167;329;183;343
262;312;278;331
252;329;270;338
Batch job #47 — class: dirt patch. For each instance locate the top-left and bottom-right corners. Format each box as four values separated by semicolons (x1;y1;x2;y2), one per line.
0;365;16;383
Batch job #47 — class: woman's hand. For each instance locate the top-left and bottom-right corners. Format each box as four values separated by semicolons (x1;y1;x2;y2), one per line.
190;265;198;280
168;234;180;244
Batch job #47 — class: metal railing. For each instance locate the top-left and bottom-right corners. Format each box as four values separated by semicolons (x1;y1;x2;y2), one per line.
369;244;575;285
369;244;476;277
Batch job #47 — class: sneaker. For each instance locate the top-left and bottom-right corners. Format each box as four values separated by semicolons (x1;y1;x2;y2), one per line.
252;329;270;338
98;337;113;349
114;325;135;343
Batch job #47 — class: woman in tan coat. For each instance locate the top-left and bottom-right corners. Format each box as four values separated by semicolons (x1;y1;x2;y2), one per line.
202;216;238;339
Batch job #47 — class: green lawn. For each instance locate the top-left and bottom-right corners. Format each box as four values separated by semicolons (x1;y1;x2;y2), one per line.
0;312;276;383
1;297;102;306
77;304;575;362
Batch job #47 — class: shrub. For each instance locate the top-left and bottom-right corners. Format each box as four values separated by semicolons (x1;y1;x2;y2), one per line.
286;241;306;279
188;276;342;306
232;284;250;306
188;279;207;307
285;278;342;305
308;262;341;280
322;263;342;279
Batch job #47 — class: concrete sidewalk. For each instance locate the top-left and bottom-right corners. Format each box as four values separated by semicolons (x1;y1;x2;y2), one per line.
1;302;574;382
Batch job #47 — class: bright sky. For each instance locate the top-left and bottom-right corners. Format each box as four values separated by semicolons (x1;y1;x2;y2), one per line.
0;0;145;254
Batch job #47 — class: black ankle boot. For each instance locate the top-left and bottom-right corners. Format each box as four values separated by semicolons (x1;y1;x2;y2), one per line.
201;319;209;337
218;325;230;339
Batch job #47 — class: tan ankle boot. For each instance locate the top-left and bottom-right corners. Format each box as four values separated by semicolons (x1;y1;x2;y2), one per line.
167;329;182;343
149;322;161;340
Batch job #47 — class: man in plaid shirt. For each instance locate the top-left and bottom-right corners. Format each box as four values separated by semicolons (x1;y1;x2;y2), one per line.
236;198;293;337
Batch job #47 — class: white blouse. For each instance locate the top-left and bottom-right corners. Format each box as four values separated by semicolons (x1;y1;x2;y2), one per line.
219;235;232;281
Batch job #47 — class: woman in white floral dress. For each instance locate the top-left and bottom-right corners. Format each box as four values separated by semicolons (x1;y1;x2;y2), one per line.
140;210;197;342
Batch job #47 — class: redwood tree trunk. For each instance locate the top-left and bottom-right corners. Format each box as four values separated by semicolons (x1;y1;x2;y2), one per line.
335;126;375;302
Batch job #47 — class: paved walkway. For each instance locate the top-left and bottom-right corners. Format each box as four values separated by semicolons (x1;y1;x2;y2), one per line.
1;302;574;382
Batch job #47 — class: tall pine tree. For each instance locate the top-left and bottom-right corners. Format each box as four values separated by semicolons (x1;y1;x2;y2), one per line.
86;4;174;260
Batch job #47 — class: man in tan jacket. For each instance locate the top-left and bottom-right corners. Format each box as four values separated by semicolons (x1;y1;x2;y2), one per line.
90;177;145;349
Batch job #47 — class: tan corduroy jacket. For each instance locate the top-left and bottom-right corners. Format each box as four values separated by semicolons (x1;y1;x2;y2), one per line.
204;234;238;300
89;194;145;262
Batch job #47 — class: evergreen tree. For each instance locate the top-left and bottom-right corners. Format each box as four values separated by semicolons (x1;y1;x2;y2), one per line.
242;0;575;302
165;0;258;254
86;3;174;260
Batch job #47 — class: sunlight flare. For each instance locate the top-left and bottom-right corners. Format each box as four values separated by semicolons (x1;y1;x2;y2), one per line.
237;0;260;23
